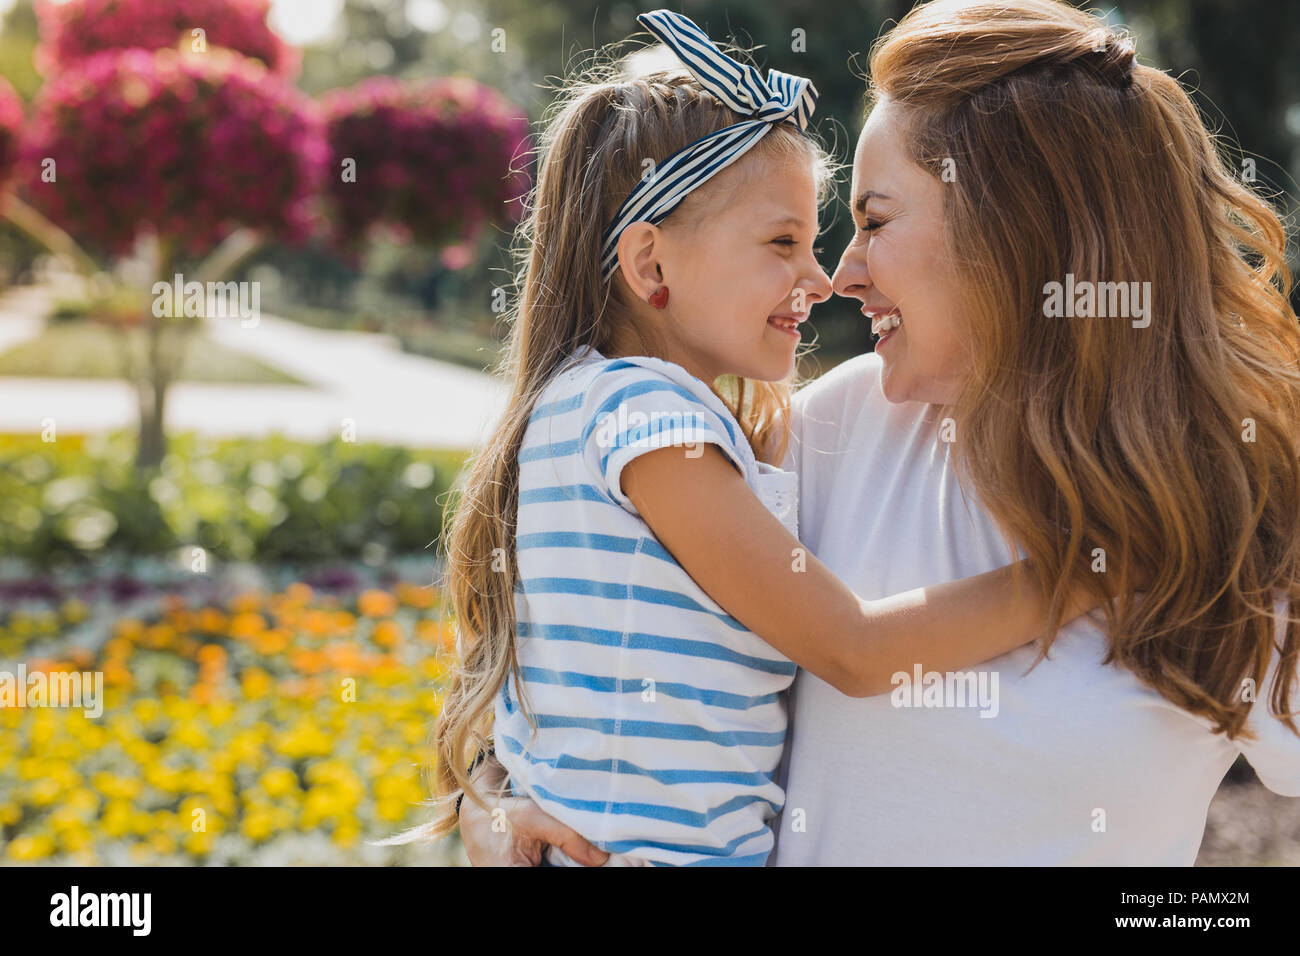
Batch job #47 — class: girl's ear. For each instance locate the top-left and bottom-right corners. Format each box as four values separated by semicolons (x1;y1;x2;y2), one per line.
615;221;665;303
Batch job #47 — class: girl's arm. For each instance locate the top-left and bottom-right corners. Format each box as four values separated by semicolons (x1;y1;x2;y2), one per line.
621;444;1115;698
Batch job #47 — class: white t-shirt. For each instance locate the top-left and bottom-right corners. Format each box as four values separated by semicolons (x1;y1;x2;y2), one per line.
771;352;1300;865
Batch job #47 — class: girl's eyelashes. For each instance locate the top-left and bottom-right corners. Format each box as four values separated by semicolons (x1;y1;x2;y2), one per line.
771;237;797;247
860;219;884;233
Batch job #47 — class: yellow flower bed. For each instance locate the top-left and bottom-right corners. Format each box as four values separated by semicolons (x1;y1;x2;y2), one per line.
0;579;459;864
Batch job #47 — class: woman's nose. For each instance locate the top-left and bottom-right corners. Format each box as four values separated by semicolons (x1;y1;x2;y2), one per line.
832;247;868;301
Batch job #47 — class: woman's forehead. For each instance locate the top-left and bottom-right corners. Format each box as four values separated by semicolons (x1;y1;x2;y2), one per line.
853;102;925;201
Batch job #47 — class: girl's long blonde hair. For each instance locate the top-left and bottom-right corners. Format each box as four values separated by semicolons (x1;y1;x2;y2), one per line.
870;0;1300;740
403;54;833;840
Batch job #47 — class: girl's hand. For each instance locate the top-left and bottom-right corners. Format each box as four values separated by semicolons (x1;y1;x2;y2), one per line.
459;755;609;866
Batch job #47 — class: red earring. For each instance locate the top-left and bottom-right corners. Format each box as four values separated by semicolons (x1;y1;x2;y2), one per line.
649;286;669;309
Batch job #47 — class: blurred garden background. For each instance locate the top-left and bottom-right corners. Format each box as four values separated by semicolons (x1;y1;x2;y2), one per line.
0;0;1297;866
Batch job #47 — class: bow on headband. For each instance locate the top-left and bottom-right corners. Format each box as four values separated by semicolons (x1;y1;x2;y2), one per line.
599;9;819;280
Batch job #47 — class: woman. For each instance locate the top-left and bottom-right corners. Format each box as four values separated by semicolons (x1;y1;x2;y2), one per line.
457;0;1300;865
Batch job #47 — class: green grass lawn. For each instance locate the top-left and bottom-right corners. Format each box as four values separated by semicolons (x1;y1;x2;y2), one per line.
0;320;307;384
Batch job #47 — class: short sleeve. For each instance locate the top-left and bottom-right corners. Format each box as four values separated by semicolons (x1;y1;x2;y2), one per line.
580;362;749;514
1235;593;1300;796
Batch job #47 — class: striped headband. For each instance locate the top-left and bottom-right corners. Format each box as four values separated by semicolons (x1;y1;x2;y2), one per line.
598;9;819;281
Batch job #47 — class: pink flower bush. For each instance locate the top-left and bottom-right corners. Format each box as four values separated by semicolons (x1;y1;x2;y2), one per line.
321;76;530;252
21;48;328;259
0;76;23;190
34;0;299;80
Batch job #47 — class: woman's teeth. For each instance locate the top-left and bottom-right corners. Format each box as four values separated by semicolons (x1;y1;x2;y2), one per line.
871;312;902;336
767;316;800;333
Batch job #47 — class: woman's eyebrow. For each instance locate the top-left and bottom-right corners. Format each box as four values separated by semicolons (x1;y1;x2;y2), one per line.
853;190;893;215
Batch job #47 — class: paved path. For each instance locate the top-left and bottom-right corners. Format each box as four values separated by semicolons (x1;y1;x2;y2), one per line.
0;283;507;450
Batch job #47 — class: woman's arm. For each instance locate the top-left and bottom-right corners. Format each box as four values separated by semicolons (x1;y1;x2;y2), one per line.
458;755;609;866
621;444;1111;698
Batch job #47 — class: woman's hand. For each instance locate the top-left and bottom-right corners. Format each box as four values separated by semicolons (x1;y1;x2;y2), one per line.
459;755;609;866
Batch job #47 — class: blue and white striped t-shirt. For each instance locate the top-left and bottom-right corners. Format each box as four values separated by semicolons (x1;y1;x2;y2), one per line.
494;344;800;866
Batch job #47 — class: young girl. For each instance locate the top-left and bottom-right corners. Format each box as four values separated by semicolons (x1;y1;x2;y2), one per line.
421;10;1117;866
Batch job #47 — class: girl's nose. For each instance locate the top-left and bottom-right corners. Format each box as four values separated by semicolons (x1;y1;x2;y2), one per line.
802;264;833;307
800;264;832;304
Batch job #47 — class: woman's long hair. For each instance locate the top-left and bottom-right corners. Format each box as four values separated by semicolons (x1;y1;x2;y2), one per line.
870;0;1300;740
393;55;833;842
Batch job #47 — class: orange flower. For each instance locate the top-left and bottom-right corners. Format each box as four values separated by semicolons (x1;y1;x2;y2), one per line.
273;607;303;632
230;591;264;614
323;642;362;671
254;628;291;656
102;637;132;660
196;644;227;666
67;647;95;669
357;589;397;618
303;610;333;637
285;582;314;604
102;660;133;688
229;612;267;640
396;581;437;610
276;677;320;699
289;648;326;675
371;620;404;649
197;608;228;633
199;661;226;684
113;619;144;642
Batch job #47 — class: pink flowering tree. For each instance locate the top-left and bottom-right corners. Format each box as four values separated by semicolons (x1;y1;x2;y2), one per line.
11;0;326;469
23;49;325;261
320;76;529;258
0;77;22;188
33;0;300;79
3;0;531;471
0;76;99;275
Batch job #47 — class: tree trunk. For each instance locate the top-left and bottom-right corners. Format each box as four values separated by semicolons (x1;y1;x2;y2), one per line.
134;310;170;470
135;237;173;471
135;373;167;469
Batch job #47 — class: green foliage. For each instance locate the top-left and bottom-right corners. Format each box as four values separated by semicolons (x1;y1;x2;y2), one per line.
0;431;467;568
